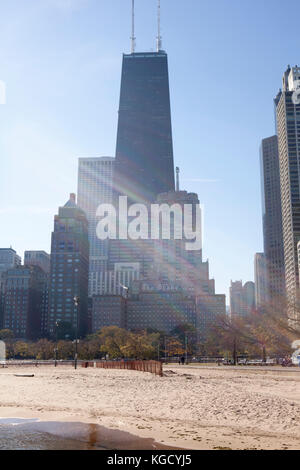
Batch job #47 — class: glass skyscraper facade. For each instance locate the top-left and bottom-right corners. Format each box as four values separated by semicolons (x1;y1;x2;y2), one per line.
114;51;175;204
260;136;285;307
77;157;114;296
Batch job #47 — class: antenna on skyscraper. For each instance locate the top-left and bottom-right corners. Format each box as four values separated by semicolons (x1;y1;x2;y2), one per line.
176;167;180;192
156;0;162;52
131;0;136;54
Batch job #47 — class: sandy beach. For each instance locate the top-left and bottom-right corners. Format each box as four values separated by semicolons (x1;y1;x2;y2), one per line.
0;365;300;450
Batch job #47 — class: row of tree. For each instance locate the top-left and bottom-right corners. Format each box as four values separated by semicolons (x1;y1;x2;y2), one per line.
204;309;298;362
0;324;196;361
0;309;298;362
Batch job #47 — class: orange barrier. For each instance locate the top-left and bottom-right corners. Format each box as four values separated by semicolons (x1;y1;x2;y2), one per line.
82;360;163;377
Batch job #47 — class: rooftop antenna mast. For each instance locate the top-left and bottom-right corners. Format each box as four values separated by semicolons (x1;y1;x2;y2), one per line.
176;167;180;192
156;0;162;52
131;0;136;54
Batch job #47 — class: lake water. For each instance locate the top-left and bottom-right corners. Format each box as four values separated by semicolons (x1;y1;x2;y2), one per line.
0;418;173;450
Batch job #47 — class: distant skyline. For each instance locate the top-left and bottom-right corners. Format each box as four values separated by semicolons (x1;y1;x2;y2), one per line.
1;0;300;301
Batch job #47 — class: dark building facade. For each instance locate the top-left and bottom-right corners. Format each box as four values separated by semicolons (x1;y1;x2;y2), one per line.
48;194;89;337
152;190;204;292
0;248;22;328
260;136;285;306
127;281;196;333
24;251;50;274
2;265;47;339
0;248;21;279
24;250;50;333
229;280;255;318
254;252;269;310
92;295;126;332
196;294;226;342
114;51;175;204
110;51;176;274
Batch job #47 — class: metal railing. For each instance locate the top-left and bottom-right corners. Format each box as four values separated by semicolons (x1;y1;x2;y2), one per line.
2;360;76;367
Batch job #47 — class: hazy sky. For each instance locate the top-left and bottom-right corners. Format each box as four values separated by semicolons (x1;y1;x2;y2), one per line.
0;0;299;301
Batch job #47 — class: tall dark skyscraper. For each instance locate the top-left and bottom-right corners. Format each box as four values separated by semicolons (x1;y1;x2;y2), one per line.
48;194;89;337
109;49;176;279
114;51;175;203
260;136;285;306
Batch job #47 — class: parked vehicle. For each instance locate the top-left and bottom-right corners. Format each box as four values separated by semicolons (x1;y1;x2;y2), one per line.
237;358;248;365
291;354;300;366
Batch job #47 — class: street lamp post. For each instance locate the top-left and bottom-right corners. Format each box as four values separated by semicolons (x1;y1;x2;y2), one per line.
185;333;188;365
74;296;80;370
164;336;167;364
54;320;60;367
233;336;237;366
120;284;129;329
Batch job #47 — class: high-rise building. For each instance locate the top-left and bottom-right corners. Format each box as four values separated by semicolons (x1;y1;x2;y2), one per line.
77;157;114;296
254;253;269;310
114;51;175;204
24;251;50;274
196;294;226;342
297;241;300;290
153;190;204;293
109;50;176;283
275;66;300;322
244;281;256;314
0;248;21;279
24;251;50;334
0;248;22;329
260;136;285;306
230;280;255;318
48;194;89;337
229;281;244;317
2;265;47;339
